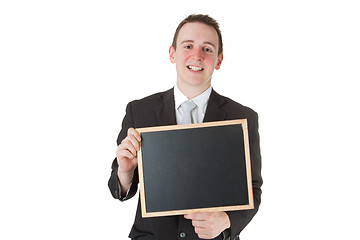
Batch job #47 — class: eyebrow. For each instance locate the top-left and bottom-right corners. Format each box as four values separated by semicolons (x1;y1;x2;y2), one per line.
180;40;216;48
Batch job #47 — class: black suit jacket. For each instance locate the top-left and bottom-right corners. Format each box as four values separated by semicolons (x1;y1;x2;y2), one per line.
108;88;262;240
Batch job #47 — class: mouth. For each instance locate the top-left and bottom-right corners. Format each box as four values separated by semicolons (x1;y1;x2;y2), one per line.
186;65;204;72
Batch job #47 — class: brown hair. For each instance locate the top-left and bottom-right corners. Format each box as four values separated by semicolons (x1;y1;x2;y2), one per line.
172;14;223;56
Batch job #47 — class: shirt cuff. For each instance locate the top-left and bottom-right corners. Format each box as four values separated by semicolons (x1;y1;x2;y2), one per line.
118;182;132;201
222;228;231;240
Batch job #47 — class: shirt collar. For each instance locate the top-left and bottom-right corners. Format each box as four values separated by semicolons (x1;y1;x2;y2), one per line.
174;84;212;114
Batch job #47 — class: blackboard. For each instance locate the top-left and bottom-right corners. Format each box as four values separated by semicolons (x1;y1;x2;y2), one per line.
136;119;253;218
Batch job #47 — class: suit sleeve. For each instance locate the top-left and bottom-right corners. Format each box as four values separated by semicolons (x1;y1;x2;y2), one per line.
226;111;263;238
108;102;140;201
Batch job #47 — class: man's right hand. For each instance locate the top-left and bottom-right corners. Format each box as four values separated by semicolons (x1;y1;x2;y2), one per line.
116;128;141;196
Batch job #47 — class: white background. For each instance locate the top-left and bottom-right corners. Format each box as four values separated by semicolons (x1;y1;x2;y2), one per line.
1;0;359;239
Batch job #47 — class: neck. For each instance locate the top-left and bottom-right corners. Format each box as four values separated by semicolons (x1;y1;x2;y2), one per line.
176;81;211;99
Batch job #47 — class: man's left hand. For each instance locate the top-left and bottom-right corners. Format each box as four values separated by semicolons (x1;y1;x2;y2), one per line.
184;212;230;239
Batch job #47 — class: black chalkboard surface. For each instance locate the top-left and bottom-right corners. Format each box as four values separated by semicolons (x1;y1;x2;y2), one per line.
136;119;253;218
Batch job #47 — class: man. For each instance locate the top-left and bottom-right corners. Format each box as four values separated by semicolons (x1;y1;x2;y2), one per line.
108;14;262;240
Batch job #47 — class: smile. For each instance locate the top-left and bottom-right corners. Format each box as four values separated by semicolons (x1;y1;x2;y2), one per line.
187;65;204;71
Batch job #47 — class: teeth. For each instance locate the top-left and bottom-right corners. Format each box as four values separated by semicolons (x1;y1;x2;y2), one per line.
188;65;203;71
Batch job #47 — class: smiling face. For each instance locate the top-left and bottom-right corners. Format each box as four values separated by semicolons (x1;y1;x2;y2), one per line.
169;22;223;98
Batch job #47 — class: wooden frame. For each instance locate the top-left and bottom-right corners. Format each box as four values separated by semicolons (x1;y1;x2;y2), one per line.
136;119;253;218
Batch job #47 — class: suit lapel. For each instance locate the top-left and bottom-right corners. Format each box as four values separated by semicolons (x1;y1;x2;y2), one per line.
203;89;227;122
155;88;177;126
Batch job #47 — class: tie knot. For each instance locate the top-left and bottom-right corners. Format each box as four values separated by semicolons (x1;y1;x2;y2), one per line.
181;100;197;112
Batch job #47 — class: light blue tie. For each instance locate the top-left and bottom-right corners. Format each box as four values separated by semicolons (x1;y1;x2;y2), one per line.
180;100;197;124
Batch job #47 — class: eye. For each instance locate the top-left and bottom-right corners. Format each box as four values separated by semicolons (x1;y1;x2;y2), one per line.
203;47;212;52
184;45;192;49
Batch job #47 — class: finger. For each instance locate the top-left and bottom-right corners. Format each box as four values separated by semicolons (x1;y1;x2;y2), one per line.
128;128;141;142
117;149;135;161
194;226;206;234
122;133;140;152
127;135;140;152
194;227;212;239
123;140;138;156
184;213;197;220
120;135;140;154
185;212;209;220
195;227;217;240
117;141;136;157
191;219;207;228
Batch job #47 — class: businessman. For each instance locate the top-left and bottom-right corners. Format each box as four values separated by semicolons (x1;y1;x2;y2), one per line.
108;14;262;240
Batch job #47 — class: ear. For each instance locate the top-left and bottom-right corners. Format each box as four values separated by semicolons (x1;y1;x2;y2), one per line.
169;46;176;64
215;53;223;70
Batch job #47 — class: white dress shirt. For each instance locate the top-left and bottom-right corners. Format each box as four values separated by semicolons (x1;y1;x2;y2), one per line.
174;84;212;124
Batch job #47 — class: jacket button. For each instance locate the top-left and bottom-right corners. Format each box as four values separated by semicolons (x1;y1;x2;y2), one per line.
179;232;186;238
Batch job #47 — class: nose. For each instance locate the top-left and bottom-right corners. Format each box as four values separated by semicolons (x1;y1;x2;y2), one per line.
191;47;204;61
